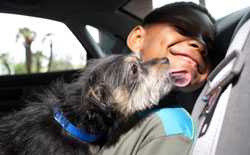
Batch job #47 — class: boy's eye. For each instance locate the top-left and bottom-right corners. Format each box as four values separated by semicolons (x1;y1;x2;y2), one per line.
190;43;199;48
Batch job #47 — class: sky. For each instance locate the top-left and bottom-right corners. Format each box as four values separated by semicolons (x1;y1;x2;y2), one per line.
0;0;249;74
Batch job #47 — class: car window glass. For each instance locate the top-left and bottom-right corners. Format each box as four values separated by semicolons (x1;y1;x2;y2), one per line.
122;0;250;19
206;0;250;19
0;13;87;76
86;25;128;55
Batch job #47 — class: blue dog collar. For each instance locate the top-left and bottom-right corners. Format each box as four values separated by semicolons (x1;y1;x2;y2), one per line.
53;107;103;143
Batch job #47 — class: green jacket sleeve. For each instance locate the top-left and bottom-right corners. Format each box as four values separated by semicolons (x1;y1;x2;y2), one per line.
137;135;192;155
98;107;195;155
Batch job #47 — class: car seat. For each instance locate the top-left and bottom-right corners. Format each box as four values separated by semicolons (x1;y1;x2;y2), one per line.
190;7;250;155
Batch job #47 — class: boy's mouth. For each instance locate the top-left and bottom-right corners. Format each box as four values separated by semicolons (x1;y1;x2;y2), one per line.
169;69;192;87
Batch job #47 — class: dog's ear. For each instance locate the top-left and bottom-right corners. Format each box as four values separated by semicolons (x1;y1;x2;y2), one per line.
87;82;113;109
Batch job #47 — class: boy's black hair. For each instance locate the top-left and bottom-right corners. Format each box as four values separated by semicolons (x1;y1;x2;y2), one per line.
143;2;218;67
143;2;215;26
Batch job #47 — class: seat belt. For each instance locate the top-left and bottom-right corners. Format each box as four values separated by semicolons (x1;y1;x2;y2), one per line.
198;49;244;137
190;19;250;155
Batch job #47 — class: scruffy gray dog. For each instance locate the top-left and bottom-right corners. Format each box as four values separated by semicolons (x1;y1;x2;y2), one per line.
0;53;177;155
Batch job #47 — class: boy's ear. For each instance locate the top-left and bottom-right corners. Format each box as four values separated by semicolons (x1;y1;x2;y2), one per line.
126;25;146;52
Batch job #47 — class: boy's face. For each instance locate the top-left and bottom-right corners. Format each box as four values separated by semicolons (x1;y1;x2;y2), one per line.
127;23;211;92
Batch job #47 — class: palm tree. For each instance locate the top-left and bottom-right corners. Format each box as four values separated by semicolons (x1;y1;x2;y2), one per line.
33;51;46;73
42;33;54;72
0;53;11;74
16;27;36;74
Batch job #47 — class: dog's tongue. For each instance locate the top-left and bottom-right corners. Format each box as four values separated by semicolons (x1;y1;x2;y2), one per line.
169;70;192;87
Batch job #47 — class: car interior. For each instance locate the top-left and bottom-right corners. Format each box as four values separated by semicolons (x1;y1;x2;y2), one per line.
0;0;250;154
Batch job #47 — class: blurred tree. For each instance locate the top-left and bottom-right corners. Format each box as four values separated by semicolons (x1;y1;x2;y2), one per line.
0;53;11;74
50;59;73;71
33;51;47;73
42;33;54;72
14;63;26;74
14;28;77;75
16;27;36;74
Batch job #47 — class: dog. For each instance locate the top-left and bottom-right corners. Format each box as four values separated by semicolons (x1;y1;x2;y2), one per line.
0;53;176;155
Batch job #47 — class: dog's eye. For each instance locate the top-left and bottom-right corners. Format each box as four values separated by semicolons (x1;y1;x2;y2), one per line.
131;63;138;75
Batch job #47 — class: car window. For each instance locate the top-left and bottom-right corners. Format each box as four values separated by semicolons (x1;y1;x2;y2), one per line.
86;25;128;55
0;13;87;76
123;0;250;19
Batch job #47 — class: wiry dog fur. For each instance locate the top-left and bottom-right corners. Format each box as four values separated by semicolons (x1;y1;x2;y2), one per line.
0;54;174;155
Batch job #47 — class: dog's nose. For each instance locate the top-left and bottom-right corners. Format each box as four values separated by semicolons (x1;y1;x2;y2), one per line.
159;58;169;64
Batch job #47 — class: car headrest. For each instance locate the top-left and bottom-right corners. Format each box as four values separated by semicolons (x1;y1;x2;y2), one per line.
231;7;250;40
213;7;250;66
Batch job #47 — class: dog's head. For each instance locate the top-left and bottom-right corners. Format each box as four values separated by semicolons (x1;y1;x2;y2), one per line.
79;53;176;116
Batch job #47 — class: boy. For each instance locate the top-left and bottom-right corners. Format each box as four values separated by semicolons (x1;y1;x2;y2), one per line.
100;2;216;155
